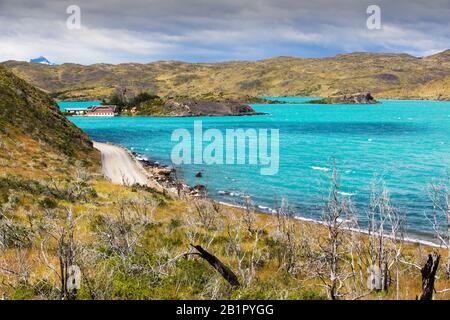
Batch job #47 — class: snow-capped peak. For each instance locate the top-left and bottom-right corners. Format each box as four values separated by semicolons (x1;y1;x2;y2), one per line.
29;56;55;65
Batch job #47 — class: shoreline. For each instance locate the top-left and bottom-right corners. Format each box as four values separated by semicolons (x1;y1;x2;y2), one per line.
111;143;444;249
67;112;268;118
216;201;443;248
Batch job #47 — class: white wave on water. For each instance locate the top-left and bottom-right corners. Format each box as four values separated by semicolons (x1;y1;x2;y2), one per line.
218;190;251;200
310;166;330;172
338;191;355;196
345;170;351;174
135;155;148;161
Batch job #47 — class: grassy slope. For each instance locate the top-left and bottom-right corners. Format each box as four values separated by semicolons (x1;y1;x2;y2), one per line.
378;75;450;100
0;66;95;160
0;67;449;300
2;50;450;101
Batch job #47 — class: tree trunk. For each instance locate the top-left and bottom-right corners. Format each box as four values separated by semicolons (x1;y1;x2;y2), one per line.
419;252;440;300
330;235;338;300
191;244;240;287
447;199;450;276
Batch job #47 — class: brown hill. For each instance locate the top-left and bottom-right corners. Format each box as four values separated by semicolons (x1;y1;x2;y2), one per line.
379;75;450;100
2;49;450;101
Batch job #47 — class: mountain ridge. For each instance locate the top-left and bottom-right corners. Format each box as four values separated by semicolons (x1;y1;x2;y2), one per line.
2;49;449;101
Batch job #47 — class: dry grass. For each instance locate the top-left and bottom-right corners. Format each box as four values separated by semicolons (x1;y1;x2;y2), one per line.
3;50;450;101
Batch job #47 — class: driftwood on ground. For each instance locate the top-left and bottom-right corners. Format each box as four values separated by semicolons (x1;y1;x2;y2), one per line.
190;244;240;287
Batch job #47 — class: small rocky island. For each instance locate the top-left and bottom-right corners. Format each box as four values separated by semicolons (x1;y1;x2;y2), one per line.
309;92;378;104
115;92;264;117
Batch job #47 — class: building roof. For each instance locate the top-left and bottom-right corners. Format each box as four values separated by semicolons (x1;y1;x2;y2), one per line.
88;105;118;113
64;107;89;112
87;110;115;115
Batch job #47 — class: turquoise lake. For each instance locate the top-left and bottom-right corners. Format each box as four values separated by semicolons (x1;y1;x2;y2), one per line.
63;98;450;239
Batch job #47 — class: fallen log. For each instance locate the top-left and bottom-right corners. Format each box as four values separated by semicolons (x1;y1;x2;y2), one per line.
419;252;440;300
190;244;240;287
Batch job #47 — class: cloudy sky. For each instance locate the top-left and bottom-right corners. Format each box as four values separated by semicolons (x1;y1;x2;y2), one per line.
0;0;449;64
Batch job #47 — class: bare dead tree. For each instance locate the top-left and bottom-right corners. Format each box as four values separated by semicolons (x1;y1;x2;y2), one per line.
315;165;354;300
0;248;31;290
419;252;440;300
94;197;157;270
224;216;267;289
341;202;373;298
121;172;131;187
0;202;34;294
189;199;222;230
386;200;406;300
366;181;395;292
426;180;450;276
40;207;80;300
272;197;308;276
76;245;116;300
0;209;33;249
242;196;256;235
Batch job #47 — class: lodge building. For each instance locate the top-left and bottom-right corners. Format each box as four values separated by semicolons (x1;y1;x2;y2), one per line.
64;105;119;117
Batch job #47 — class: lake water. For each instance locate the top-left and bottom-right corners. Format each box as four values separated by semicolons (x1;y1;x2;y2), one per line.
62;98;450;239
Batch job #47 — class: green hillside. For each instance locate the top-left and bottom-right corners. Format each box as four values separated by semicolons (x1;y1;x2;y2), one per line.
0;66;94;159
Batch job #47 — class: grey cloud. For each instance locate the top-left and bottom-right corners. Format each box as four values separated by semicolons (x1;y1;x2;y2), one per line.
0;0;449;64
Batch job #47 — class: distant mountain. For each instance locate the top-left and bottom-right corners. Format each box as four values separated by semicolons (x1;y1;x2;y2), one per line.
29;56;55;65
2;49;449;101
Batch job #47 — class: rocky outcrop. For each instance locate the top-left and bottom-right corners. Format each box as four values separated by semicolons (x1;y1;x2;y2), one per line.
311;92;378;104
161;99;262;116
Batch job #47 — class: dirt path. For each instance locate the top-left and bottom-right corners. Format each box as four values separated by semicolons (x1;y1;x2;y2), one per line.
93;141;155;187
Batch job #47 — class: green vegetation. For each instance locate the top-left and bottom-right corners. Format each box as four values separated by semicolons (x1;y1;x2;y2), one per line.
0;66;95;158
103;91;166;115
0;64;449;300
103;91;258;116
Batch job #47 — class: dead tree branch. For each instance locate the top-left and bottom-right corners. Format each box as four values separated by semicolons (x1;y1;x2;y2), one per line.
190;244;240;287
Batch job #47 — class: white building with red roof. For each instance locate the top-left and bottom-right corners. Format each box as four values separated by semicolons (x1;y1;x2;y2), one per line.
85;105;119;117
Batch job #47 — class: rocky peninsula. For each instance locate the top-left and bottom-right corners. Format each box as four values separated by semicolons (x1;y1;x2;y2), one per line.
309;92;378;104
